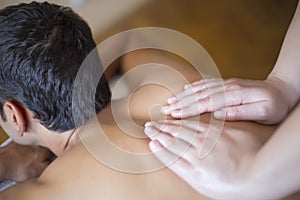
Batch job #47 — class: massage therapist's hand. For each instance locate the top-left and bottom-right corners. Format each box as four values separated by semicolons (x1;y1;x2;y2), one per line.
144;120;262;199
0;143;52;182
161;77;294;124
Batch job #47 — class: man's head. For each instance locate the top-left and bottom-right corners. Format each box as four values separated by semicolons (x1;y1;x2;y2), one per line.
0;2;111;135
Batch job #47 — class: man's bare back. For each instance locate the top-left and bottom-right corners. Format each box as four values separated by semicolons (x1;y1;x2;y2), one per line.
0;51;276;199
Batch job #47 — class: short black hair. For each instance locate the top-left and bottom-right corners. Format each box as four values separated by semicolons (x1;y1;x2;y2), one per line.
0;1;111;132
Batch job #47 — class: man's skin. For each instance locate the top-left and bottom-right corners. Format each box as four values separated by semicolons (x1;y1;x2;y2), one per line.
0;49;276;199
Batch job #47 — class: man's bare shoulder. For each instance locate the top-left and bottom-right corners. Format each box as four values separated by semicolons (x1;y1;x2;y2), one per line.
3;138;199;200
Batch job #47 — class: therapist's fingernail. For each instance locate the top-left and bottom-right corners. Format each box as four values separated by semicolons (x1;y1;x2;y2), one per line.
167;97;177;104
214;110;226;119
171;111;182;118
161;106;171;114
149;140;161;151
151;121;164;129
184;84;191;89
144;121;152;127
144;127;158;138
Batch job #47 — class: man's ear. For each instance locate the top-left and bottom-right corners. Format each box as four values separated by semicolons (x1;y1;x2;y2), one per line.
3;100;26;137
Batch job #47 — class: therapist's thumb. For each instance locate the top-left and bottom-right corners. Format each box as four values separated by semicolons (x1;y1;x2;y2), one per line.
213;103;263;121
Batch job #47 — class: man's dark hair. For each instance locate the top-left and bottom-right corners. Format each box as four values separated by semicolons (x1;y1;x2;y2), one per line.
0;1;111;132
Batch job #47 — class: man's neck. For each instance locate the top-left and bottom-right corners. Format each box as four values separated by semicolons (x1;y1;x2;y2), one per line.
39;127;80;156
63;128;80;153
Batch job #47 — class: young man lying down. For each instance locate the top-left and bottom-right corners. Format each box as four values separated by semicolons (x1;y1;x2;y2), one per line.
0;2;276;199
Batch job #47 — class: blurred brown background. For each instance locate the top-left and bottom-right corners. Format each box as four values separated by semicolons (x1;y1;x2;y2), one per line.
98;0;298;80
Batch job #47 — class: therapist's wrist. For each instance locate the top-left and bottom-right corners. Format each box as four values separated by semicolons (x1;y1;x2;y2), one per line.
267;73;299;111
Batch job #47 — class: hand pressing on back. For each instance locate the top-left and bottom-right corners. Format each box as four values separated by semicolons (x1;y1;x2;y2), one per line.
161;77;296;124
144;120;263;199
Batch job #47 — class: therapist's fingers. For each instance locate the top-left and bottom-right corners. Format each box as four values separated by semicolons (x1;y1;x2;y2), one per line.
157;119;208;131
153;133;196;160
161;84;225;115
148;121;204;145
148;140;191;170
146;129;200;165
213;102;270;122
169;90;227;118
145;122;206;149
167;79;224;104
163;81;265;119
161;79;227;117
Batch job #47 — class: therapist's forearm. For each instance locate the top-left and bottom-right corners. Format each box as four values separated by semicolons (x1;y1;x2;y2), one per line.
268;2;300;109
245;103;300;199
238;6;300;196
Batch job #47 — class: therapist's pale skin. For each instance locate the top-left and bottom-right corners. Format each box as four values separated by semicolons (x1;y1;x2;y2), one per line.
145;2;300;199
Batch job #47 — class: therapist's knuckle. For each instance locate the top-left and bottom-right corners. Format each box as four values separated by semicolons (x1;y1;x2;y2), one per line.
256;104;270;119
227;107;241;119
